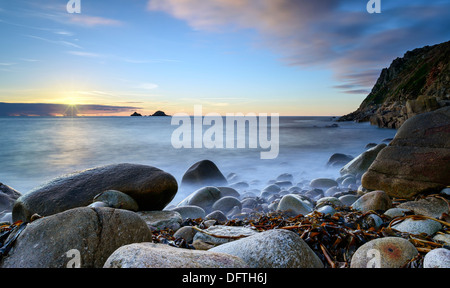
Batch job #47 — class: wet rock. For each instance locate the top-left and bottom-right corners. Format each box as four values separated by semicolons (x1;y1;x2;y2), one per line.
0;183;21;213
88;201;109;208
1;207;152;268
276;173;294;182
170;205;206;220
277;194;313;216
137;211;183;231
210;229;323;268
362;107;450;199
12;164;178;222
441;188;450;196
181;160;228;190
173;226;197;243
93;190;139;212
241;198;258;209
397;197;449;219
327;153;354;167
351;190;392;213
212;196;242;214
350;237;418;268
325;187;341;197
262;184;281;195
193;225;258;246
310;178;338;190
433;233;450;246
340;144;387;176
104;243;248;268
392;218;442;236
383;208;411;218
205;210;228;222
423;248;450;268
229;181;249;190
217;187;240;198
338;195;359;206
316;205;336;215
316;197;344;208
304;188;324;200
177;186;221;213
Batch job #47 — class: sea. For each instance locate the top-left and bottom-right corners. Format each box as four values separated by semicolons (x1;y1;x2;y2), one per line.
0;116;397;205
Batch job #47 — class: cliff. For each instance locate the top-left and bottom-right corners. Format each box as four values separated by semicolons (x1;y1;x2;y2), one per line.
339;41;450;129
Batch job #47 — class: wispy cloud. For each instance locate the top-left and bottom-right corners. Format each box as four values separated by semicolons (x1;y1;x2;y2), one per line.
148;0;450;94
68;15;123;27
26;35;83;49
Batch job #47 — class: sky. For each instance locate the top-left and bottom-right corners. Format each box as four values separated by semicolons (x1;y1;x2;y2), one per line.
0;0;449;116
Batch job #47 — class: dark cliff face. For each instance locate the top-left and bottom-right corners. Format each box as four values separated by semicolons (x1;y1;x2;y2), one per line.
339;41;450;129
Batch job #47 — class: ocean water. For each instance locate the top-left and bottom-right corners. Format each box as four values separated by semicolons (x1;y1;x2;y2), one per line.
0;116;397;205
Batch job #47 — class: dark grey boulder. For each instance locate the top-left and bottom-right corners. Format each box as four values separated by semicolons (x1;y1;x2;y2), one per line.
181;160;227;189
0;183;21;213
12;163;178;222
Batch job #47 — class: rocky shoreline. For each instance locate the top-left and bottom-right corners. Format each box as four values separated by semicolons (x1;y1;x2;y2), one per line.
1;108;449;269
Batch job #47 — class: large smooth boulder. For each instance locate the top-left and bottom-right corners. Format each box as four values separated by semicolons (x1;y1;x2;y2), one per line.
12;163;178;222
0;207;153;268
210;229;324;268
104;243;248;268
362;107;450;199
340;144;387;176
181;160;227;189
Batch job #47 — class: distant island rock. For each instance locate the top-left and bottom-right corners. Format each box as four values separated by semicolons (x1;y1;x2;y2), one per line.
339;40;450;129
152;111;169;117
130;112;143;117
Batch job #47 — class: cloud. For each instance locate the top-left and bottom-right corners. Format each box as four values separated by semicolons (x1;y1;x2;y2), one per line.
0;102;140;117
147;0;450;94
26;35;83;49
68;15;123;27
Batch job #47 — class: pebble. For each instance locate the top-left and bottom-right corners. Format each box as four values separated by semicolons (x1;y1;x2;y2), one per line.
193;225;258;246
351;190;392;213
392;218;442;236
433;233;450;246
205;210;228;223
316;197;344;208
277;194;313;216
350;237;418;268
173;226;197;243
441;188;450;196
310;178;339;190
93;190;139;212
137;211;183;231
170;205;206;220
397;197;449;219
383;208;411;218
423;248;450;268
338;195;359;206
316;205;336;215
212;196;242;214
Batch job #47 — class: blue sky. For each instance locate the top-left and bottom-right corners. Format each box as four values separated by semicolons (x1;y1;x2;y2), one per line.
0;0;449;116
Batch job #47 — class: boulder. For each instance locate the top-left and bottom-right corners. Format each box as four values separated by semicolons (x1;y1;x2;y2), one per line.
362;107;450;199
103;243;248;268
340;144;387;176
177;186;222;213
0;207;153;268
210;229;323;268
181;160;227;189
351;190;392;213
212;196;242;214
277;194;313;216
350;237;418;268
12;164;178;222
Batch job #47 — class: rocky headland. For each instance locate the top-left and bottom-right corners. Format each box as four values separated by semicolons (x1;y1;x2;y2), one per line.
339;40;450;129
